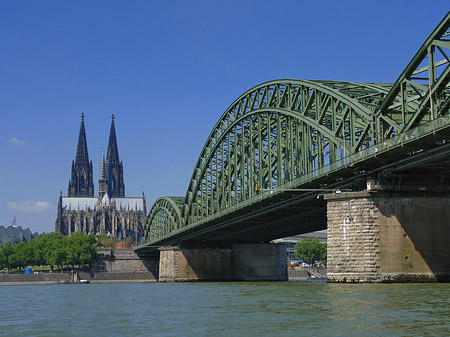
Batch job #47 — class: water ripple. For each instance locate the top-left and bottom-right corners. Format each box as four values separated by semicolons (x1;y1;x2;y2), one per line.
0;282;448;336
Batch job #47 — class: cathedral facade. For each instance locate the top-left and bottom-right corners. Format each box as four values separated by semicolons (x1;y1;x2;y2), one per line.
55;114;147;241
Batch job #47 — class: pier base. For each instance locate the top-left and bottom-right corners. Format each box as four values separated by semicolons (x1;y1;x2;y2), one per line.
326;192;450;283
158;243;287;282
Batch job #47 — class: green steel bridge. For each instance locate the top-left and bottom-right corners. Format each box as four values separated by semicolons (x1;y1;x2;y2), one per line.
136;11;450;255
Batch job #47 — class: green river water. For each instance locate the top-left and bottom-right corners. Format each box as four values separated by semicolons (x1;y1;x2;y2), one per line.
0;282;448;336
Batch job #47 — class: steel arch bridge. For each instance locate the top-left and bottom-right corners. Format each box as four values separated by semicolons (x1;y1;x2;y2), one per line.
137;11;450;254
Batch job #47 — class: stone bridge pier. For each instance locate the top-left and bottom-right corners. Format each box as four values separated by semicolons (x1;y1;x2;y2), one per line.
157;243;288;282
325;191;450;283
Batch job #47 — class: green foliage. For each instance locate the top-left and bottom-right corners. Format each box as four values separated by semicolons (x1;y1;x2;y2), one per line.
99;238;116;248
0;244;12;269
0;232;98;270
66;233;97;266
294;238;327;264
95;234;110;243
44;232;66;270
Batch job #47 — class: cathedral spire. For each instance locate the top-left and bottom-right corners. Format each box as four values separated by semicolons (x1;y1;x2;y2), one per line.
98;150;108;199
68;113;94;197
106;114;125;197
75;113;89;166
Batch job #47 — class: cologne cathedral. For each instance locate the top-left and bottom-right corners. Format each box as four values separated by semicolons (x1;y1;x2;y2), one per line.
55;114;147;241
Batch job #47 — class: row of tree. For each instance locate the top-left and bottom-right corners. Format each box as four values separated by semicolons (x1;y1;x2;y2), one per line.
294;238;327;265
0;232;98;271
1;232;326;271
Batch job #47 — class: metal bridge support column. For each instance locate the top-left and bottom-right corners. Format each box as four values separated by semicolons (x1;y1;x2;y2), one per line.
325;191;450;283
158;244;287;282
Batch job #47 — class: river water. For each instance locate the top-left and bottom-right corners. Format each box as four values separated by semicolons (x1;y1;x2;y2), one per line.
0;281;448;336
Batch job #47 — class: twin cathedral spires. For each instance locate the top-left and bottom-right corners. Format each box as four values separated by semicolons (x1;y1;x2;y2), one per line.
68;113;125;199
56;114;146;239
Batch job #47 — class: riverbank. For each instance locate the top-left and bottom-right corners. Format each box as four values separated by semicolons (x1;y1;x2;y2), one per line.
0;271;157;285
1;266;326;285
288;267;327;281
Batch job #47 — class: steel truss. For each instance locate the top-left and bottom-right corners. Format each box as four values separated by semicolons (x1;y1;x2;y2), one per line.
141;11;450;246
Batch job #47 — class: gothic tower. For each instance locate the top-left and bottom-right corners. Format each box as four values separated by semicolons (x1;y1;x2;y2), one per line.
68;113;94;197
106;114;125;197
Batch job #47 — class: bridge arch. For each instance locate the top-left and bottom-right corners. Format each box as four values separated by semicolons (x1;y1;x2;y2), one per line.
141;80;400;242
143;197;184;242
142;80;395;241
182;80;389;223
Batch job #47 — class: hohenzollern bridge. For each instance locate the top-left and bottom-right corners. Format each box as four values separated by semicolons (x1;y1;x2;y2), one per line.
136;12;450;283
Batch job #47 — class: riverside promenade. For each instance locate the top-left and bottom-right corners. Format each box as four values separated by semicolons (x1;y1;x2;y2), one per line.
0;268;324;285
0;271;156;285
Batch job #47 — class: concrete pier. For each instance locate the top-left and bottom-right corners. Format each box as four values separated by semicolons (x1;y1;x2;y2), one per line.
158;243;288;282
325;191;450;283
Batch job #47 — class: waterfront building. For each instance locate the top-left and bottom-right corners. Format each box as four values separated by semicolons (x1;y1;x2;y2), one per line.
0;224;39;245
55;114;146;240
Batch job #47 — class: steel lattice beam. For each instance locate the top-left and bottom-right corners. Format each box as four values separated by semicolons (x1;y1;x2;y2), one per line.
138;11;450;253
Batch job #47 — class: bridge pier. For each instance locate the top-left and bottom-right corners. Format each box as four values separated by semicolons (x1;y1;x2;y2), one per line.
325;191;450;283
158;243;287;282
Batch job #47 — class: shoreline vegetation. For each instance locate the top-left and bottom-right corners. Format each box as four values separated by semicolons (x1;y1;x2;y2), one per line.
0;232;98;272
1;232;135;273
1;232;327;285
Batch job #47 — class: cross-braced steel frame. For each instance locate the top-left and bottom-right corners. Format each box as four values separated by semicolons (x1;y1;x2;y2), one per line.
140;11;450;249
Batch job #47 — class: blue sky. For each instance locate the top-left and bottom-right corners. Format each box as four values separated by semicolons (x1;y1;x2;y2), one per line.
1;1;448;234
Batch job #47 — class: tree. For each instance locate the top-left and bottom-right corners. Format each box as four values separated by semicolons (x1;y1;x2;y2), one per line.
0;243;14;270
80;233;97;268
0;232;98;271
98;237;115;248
30;235;46;267
294;238;327;266
66;233;82;266
44;232;67;271
0;244;8;269
66;233;97;268
9;242;33;269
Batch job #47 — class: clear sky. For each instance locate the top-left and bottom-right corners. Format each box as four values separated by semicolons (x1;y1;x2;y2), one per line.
1;1;448;234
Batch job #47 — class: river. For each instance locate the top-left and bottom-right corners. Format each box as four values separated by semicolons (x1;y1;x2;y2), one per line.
0;282;448;336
